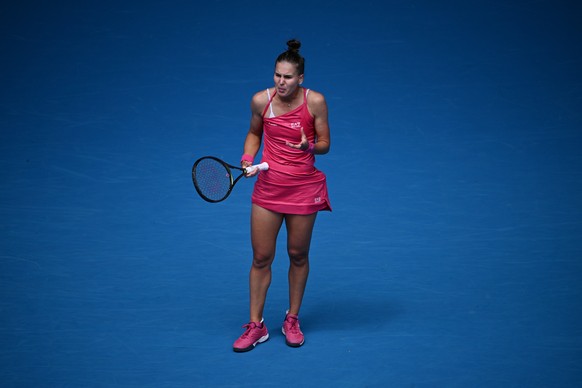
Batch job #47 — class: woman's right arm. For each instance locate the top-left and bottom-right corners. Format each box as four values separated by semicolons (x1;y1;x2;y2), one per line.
241;91;266;171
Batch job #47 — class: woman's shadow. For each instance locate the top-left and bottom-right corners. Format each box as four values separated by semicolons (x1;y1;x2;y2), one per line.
301;297;403;332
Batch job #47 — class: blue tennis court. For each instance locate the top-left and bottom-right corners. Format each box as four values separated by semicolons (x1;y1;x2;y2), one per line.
1;1;581;386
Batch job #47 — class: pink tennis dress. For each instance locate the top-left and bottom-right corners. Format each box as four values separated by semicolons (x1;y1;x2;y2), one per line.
252;88;332;215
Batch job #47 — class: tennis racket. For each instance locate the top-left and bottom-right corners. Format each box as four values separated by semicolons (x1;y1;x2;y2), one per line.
192;156;269;203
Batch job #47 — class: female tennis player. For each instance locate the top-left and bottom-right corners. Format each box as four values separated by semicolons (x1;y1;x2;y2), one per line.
233;39;332;352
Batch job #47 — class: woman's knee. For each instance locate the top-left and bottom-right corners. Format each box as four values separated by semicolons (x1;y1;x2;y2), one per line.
288;248;309;267
252;252;275;269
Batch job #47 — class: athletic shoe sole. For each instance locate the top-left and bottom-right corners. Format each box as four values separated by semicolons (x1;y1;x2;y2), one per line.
233;333;269;353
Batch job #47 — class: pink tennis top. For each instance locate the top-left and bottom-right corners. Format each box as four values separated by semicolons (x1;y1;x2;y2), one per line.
252;87;332;215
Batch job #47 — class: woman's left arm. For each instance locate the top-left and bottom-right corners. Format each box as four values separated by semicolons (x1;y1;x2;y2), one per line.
309;92;330;155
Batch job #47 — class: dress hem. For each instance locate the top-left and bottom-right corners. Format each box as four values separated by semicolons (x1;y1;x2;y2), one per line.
251;198;332;215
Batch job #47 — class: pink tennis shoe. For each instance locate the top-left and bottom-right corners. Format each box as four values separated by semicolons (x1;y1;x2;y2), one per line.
233;320;269;352
282;311;304;347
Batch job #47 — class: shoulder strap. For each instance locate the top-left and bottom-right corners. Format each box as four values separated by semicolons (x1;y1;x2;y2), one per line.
262;88;276;118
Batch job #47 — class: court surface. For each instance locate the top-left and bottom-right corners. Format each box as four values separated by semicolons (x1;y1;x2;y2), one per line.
1;1;581;387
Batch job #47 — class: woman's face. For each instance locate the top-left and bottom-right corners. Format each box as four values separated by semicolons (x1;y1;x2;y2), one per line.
273;61;304;99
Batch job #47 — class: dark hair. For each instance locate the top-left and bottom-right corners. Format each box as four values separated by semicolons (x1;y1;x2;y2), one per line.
275;39;305;75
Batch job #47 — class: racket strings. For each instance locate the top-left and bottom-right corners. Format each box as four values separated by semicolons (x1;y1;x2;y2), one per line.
194;158;232;201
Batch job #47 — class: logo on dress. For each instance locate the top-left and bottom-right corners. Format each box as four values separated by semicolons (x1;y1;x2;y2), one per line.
290;122;301;129
314;197;321;203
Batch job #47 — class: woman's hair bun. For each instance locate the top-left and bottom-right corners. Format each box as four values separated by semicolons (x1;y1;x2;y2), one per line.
275;39;305;74
286;39;301;52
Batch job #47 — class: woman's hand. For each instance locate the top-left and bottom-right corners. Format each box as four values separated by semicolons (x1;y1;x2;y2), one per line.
242;161;259;177
285;128;310;151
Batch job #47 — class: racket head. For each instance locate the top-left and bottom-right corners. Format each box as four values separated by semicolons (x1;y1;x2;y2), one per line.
192;156;237;203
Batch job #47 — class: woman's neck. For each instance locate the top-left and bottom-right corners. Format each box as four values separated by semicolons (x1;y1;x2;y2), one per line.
277;87;302;106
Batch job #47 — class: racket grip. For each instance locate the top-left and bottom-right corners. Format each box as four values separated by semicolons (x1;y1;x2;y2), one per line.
245;162;269;174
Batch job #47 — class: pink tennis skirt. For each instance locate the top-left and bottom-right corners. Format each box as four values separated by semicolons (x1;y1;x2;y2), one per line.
251;162;331;215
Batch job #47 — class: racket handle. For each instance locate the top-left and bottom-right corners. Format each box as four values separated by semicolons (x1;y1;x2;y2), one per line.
245;162;269;174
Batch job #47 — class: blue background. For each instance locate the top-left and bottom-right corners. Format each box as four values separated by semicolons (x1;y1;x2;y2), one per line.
1;1;581;386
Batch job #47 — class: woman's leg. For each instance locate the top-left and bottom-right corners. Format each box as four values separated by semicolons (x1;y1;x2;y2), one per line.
284;212;317;315
249;204;284;322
